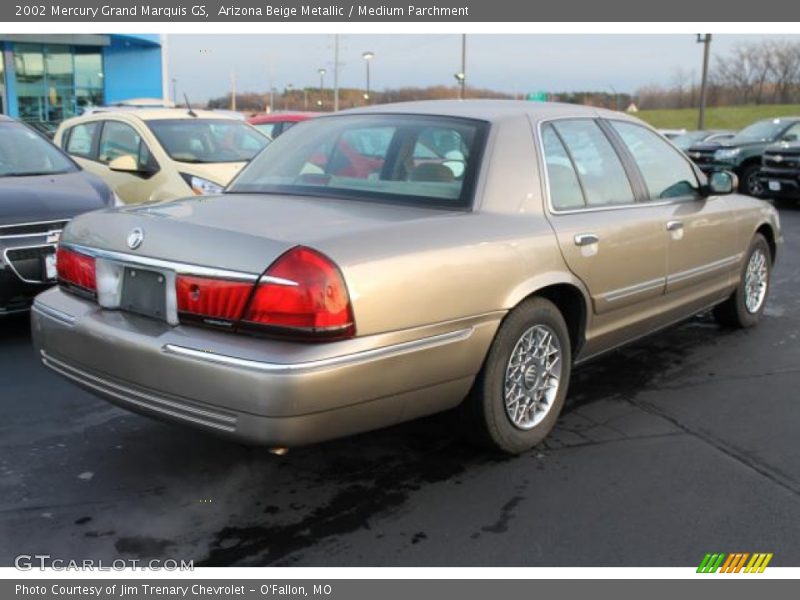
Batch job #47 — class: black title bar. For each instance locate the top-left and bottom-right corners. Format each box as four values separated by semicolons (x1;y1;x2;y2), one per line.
2;0;799;22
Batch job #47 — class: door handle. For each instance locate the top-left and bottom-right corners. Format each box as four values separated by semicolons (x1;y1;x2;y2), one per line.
666;220;684;232
574;233;599;246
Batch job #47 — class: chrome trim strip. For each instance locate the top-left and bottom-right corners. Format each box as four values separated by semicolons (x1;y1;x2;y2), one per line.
602;277;666;303
667;255;741;286
162;327;475;374
2;243;57;284
0;229;62;241
32;302;76;326
0;219;69;231
0;307;31;316
62;243;260;282
41;351;237;432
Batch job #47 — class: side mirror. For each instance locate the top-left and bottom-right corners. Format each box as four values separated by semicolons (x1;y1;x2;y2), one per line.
707;170;737;195
108;154;140;173
782;133;798;143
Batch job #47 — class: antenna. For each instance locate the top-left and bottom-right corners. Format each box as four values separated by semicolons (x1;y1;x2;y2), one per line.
183;93;197;117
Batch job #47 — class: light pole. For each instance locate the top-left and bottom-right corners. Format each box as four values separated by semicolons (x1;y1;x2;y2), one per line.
284;84;293;111
362;51;374;102
333;34;340;112
456;33;466;99
454;72;465;99
318;68;326;108
171;78;177;106
697;34;712;130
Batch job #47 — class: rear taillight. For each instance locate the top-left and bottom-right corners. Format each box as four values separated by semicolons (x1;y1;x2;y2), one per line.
57;247;96;296
242;247;355;340
175;275;253;327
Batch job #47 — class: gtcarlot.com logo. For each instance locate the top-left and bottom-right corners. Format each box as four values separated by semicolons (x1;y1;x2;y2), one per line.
14;554;194;571
697;552;773;573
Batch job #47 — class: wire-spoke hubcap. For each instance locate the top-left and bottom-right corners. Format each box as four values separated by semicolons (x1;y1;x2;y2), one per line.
504;325;562;430
744;248;768;314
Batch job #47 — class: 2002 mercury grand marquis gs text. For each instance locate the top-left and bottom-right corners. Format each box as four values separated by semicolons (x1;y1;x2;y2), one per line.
31;100;781;454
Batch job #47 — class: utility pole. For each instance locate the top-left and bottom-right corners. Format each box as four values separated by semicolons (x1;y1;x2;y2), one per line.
454;34;466;100
230;71;236;111
461;34;466;99
697;34;712;130
333;34;340;112
318;68;326;108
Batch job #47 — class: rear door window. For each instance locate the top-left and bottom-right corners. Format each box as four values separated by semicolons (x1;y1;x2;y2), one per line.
541;124;585;210
551;119;635;207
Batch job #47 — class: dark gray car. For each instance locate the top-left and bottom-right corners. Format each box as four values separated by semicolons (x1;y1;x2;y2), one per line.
0;116;116;315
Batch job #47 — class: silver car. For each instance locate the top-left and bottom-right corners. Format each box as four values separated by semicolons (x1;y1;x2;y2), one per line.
32;101;781;454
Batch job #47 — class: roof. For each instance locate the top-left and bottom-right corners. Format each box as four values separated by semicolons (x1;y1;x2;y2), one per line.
61;108;242;127
0;114;13;122
336;99;630;123
249;112;318;124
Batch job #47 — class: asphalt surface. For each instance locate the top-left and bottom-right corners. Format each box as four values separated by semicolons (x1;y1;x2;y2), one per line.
2;205;800;567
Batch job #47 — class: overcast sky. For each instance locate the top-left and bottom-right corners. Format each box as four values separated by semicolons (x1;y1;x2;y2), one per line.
166;34;795;102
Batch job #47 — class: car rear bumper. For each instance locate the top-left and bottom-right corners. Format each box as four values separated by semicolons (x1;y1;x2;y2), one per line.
31;287;501;446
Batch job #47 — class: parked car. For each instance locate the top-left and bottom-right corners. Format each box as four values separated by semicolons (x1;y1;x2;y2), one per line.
32;101;780;454
671;130;735;152
758;141;800;203
248;112;316;139
54;109;269;204
0;115;115;316
686;117;800;196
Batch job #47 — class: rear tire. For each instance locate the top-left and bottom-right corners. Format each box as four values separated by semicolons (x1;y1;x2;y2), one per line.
464;297;571;454
714;233;771;328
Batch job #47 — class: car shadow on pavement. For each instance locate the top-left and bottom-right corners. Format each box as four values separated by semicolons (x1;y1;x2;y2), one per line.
1;310;741;567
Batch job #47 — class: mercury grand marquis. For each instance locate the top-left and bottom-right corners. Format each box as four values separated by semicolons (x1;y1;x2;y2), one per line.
31;100;781;454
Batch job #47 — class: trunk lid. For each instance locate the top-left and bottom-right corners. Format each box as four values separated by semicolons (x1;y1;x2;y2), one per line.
62;193;455;275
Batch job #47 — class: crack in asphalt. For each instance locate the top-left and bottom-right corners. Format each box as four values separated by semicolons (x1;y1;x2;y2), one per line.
627;397;800;498
643;366;800;392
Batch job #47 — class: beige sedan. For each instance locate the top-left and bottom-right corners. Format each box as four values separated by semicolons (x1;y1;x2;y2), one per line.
54;109;269;204
32;101;780;454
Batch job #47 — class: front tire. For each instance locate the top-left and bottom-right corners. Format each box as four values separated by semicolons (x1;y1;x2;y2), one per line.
714;233;771;328
465;297;571;454
739;164;764;197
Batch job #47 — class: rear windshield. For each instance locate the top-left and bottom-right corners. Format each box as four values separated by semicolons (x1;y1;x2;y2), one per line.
147;119;269;164
227;114;488;209
0;122;77;177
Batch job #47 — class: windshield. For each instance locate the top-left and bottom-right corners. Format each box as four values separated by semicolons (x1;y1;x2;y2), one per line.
732;119;791;143
228;114;488;209
147;119;269;163
0;122;77;177
671;131;708;150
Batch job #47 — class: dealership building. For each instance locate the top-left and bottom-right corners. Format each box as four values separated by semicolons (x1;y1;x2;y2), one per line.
0;34;166;124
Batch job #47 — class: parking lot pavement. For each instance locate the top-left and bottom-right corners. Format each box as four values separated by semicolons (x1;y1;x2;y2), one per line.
2;206;800;568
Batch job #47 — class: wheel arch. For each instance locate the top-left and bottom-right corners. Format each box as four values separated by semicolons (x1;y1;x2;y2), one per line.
503;274;591;359
755;222;777;264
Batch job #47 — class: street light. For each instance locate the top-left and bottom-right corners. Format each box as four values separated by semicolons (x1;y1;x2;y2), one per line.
697;34;712;130
171;78;177;105
454;72;465;99
362;51;374;102
318;68;326;108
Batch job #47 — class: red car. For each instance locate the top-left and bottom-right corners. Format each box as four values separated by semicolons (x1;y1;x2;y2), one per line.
247;112;317;139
